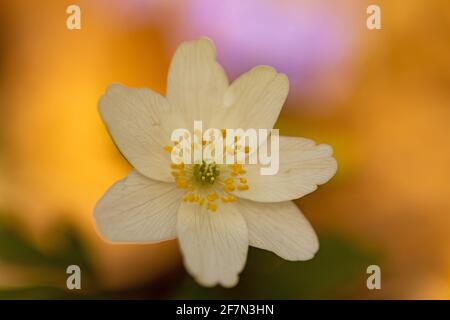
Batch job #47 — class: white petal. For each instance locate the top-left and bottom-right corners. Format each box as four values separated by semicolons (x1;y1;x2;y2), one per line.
177;202;248;287
235;136;337;202
217;66;289;129
99;83;173;182
239;199;319;261
94;170;184;242
167;38;229;128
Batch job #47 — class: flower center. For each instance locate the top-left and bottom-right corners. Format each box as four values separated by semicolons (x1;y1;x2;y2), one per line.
193;161;220;185
163;134;251;213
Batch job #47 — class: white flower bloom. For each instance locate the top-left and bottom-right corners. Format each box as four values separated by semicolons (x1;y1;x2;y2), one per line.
94;38;337;287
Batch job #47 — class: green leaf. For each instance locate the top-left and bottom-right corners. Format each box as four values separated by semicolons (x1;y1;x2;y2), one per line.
0;214;95;282
0;217;52;267
45;223;95;278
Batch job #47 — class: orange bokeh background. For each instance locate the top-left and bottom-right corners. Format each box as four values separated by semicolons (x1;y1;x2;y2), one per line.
0;0;449;298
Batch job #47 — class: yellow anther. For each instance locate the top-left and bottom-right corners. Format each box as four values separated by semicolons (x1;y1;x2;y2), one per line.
224;178;234;184
221;196;229;203
244;146;250;153
198;197;205;205
163;146;173;152
171;171;183;177
230;164;242;171
224;184;235;192
227;195;236;202
240;178;247;183
221;129;227;137
171;163;184;169
206;192;218;202
237;184;249;191
176;179;188;189
238;169;246;175
188;193;196;202
231;172;239;177
207;202;217;212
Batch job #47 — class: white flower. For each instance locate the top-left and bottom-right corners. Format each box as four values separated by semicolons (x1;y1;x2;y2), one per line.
94;38;337;287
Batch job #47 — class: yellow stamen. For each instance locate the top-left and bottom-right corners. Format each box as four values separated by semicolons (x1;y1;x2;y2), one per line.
207;202;217;212
237;184;249;191
171;163;184;169
230;164;242;171
163;146;173;152
206;192;218;202
171;171;183;177
183;193;194;202
176;179;188;189
224;184;235;192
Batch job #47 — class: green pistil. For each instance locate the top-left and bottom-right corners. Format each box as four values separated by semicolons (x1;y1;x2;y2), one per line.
193;161;220;185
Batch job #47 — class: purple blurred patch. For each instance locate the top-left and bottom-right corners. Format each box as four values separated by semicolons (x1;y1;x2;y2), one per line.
177;0;362;107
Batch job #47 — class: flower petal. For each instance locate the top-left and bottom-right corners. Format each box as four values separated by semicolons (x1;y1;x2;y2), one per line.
217;66;289;130
94;170;184;242
99;83;173;182
239;199;319;261
235;136;337;202
176;202;248;287
166;38;229;128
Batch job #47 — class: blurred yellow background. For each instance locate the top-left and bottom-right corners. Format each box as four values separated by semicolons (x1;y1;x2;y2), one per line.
0;0;449;299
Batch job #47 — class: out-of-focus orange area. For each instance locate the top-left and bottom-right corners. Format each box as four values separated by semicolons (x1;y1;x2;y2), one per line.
0;0;449;298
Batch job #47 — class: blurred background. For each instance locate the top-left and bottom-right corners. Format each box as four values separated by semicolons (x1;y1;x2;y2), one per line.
0;0;449;299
